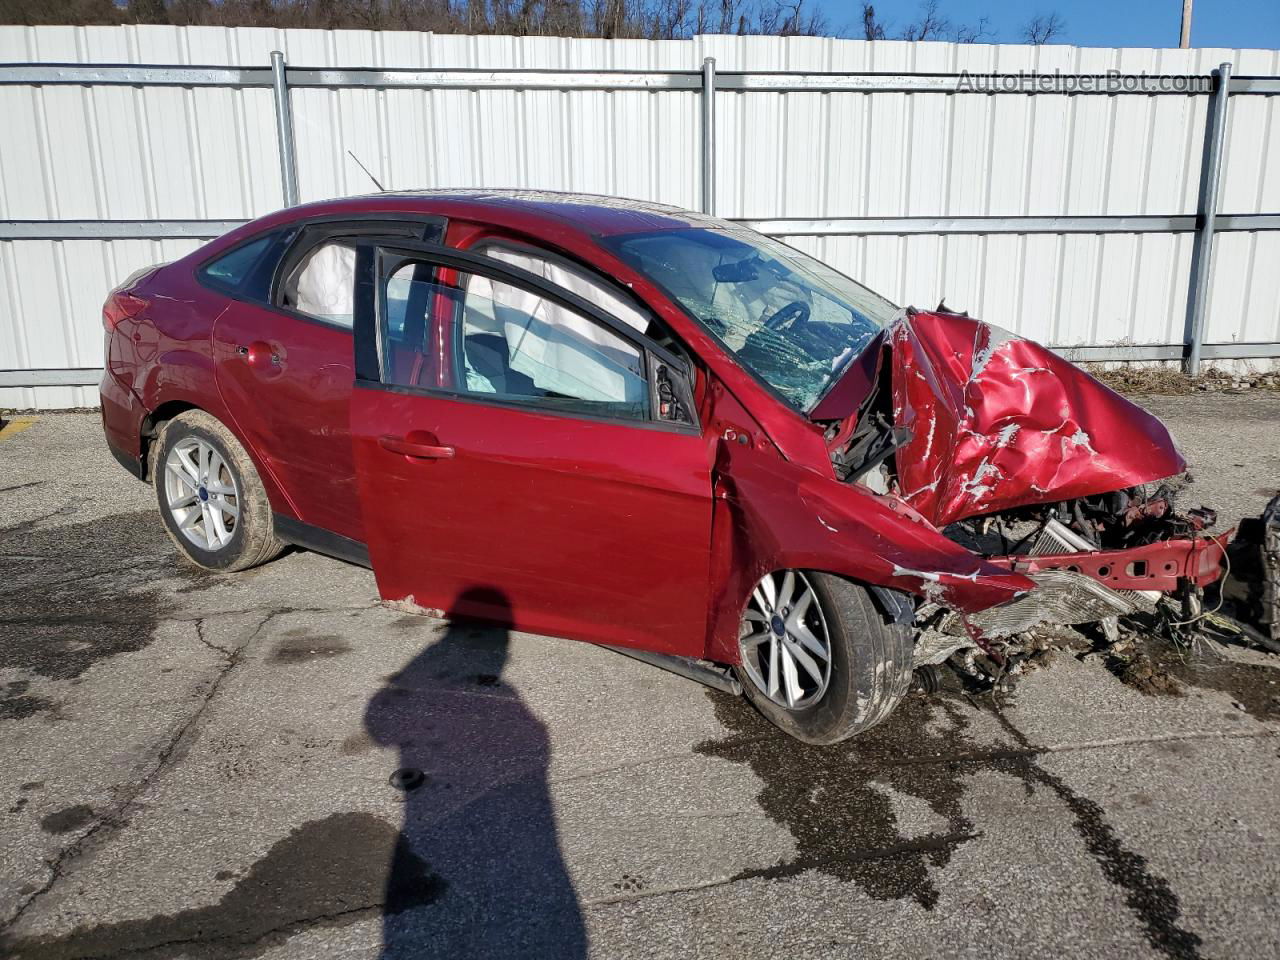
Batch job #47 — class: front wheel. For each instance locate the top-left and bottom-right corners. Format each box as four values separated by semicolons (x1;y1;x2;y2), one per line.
153;410;283;572
735;570;913;744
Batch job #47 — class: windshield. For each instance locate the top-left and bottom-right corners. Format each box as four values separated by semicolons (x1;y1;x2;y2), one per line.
605;226;899;411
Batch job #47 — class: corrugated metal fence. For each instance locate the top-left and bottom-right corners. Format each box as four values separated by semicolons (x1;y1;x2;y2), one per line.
1;25;1278;409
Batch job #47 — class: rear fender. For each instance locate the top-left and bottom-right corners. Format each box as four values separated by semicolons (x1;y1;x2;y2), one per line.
705;439;1035;663
136;358;295;517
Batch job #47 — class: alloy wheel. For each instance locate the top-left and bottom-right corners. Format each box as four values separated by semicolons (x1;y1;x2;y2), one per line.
163;437;240;551
739;570;833;709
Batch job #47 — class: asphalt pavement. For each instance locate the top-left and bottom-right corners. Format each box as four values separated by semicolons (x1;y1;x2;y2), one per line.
1;396;1278;960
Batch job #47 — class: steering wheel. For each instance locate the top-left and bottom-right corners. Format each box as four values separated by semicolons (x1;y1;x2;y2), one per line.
762;300;810;333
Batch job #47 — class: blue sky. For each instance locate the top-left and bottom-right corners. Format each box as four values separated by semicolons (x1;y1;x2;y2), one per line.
812;0;1280;49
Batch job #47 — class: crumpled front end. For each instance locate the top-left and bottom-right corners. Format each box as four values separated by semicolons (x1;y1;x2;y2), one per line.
878;311;1184;528
812;308;1231;644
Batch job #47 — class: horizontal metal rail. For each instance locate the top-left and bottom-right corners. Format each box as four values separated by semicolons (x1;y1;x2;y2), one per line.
743;214;1210;235
9;339;1280;390
6;213;1280;241
1230;76;1280;94
717;71;1218;95
0;219;246;240
4;62;1275;95
1219;213;1280;230
1;368;102;387
286;67;702;90
1053;342;1280;362
0;63;703;91
0;63;271;86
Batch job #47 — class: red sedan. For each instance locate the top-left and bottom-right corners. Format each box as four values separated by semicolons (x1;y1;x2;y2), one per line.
100;191;1226;742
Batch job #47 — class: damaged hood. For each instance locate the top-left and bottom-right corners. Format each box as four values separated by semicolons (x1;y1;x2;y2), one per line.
813;311;1185;528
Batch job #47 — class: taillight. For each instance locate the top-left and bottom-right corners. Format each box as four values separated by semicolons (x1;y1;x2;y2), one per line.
102;291;148;331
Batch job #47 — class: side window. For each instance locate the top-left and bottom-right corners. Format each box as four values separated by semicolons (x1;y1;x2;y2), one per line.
198;232;286;301
281;240;357;328
474;242;653;336
379;260;649;421
379;260;441;389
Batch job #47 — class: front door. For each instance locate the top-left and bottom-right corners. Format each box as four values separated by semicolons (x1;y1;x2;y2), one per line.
349;243;716;657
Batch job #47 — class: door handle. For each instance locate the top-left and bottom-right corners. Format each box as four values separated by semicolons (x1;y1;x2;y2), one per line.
378;435;456;460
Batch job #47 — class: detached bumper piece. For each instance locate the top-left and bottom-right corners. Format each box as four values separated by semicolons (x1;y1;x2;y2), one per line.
937;569;1154;639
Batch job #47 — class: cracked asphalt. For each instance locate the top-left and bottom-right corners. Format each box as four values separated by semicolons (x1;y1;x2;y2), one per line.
1;397;1279;960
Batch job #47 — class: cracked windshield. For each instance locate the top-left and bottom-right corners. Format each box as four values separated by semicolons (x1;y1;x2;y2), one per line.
608;226;899;410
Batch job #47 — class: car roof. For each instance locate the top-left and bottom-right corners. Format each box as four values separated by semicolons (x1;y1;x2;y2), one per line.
288;189;724;238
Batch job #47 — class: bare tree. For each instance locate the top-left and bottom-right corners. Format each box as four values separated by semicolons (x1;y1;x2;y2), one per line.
860;2;885;40
1021;11;1066;44
953;15;992;43
756;0;826;36
897;0;949;41
0;0;939;41
897;0;991;43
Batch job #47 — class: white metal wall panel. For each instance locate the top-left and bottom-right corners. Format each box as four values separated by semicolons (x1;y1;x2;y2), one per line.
0;26;1277;410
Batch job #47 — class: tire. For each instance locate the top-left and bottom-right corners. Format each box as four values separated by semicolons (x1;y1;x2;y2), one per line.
734;570;913;745
152;410;284;572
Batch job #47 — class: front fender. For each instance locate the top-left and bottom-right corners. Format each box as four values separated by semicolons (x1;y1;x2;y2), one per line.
704;440;1034;663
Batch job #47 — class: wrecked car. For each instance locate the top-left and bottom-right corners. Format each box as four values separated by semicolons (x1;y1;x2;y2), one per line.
100;190;1235;743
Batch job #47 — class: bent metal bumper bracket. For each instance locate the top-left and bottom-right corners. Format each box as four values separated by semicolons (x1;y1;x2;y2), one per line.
989;533;1231;593
932;533;1231;639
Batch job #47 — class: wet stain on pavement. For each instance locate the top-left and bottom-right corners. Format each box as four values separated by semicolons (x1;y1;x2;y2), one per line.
696;690;984;909
268;631;353;664
0;812;445;960
991;712;1204;960
0;510;207;683
1106;638;1280;721
0;680;55;720
39;804;95;835
701;689;1204;958
340;730;377;755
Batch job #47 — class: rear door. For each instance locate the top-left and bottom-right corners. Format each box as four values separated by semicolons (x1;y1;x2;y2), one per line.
209;217;441;544
350;242;716;657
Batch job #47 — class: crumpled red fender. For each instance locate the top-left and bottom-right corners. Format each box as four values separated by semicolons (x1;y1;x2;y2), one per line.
704;436;1036;663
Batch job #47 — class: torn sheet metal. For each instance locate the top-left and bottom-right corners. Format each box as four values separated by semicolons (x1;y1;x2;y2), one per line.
814;310;1186;528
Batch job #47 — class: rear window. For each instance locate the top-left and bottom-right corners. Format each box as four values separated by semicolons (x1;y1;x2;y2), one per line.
198;231;286;301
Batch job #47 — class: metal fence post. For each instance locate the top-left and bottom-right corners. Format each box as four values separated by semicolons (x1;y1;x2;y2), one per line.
1184;61;1232;376
270;50;300;207
701;57;716;216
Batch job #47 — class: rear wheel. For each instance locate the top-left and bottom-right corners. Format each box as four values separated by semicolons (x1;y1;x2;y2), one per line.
153;410;283;572
735;570;913;744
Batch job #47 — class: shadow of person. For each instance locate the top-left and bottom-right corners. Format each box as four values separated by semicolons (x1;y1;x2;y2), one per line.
366;587;587;959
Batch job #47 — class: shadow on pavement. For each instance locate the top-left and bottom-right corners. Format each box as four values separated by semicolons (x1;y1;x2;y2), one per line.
0;586;587;960
367;586;588;959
